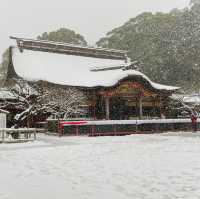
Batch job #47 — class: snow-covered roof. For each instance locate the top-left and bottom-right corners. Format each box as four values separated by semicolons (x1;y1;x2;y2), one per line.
11;47;179;91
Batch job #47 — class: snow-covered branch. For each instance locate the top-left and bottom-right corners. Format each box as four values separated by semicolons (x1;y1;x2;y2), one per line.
6;80;87;127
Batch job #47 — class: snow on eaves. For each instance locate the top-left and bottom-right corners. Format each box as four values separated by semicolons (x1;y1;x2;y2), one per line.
12;47;179;91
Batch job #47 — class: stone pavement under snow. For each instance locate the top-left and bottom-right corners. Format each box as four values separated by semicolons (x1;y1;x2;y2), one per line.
0;132;200;199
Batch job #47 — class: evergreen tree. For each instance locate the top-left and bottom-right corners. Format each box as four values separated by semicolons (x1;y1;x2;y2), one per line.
37;28;87;46
97;5;200;92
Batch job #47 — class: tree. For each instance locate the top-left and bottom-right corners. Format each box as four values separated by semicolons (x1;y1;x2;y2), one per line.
2;79;87;128
190;0;200;6
0;48;9;85
96;7;200;93
7;79;46;127
37;28;87;46
169;94;199;118
38;82;87;119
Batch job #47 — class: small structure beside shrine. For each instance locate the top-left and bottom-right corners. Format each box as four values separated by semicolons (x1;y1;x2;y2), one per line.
0;128;37;143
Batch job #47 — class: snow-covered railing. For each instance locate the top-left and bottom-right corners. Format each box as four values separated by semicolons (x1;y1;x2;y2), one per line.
61;119;193;127
51;118;198;136
0;128;37;143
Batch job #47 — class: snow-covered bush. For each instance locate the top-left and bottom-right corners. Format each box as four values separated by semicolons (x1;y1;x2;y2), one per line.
6;79;87;128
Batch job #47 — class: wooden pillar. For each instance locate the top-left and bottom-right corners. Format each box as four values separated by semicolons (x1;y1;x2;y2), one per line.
93;105;95;119
139;96;143;119
154;97;157;117
93;91;96;119
105;97;110;120
159;96;163;117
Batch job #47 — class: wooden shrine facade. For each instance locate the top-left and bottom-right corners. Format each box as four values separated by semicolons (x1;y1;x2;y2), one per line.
84;78;172;120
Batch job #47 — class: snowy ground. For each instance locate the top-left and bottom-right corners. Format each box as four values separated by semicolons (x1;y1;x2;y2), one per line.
1;132;200;199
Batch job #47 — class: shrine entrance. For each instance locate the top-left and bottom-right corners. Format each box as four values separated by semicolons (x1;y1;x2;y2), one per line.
109;97;127;120
94;81;163;120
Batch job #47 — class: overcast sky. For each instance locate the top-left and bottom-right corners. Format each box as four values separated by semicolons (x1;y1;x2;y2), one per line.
0;0;190;59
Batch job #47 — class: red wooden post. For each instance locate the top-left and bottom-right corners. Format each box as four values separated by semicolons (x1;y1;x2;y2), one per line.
58;120;63;137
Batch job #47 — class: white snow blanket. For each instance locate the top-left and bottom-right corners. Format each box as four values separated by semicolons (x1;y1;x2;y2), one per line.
0;133;200;199
12;47;179;90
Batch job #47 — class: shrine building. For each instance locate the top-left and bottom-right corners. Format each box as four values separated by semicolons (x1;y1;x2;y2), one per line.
0;37;180;120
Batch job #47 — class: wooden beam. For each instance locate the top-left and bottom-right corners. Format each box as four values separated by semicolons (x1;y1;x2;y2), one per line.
10;36;127;60
139;96;143;119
